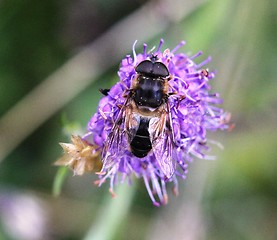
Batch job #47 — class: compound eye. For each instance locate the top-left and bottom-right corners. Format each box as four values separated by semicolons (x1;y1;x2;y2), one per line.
135;60;153;75
136;60;169;77
152;62;169;77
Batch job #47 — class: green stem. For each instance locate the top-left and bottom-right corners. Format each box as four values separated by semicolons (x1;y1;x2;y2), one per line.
83;181;136;240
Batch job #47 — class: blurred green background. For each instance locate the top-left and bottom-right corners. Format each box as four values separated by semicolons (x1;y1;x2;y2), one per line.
0;0;276;239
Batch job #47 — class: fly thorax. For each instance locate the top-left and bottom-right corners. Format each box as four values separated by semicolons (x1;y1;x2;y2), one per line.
134;76;165;108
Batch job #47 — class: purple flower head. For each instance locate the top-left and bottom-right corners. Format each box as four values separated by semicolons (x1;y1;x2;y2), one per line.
83;39;230;206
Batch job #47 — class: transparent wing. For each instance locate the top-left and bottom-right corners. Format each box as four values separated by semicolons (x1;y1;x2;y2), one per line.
101;98;129;169
149;106;176;179
102;119;127;169
124;102;140;144
102;99;139;169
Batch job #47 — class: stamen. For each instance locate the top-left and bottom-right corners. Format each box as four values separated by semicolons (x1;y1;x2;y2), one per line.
201;154;216;160
195;80;208;91
207;139;224;149
172;186;179;196
110;173;116;194
148;45;156;54
132;40;138;66
109;188;117;198
151;172;163;203
143;174;158;205
94;179;102;186
99;163;118;184
174;76;188;88
197;56;212;69
184;91;197;102
99;108;107;120
126;55;132;65
120;173;127;183
172;176;179;195
186;76;201;82
153;201;160;207
172;40;186;53
156;39;164;52
190;51;203;59
143;43;147;57
161;180;168;205
228;123;235;132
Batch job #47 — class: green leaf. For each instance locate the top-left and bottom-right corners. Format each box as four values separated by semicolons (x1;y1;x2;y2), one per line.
52;167;69;197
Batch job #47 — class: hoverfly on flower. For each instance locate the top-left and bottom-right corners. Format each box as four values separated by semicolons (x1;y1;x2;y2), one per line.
57;40;230;206
101;54;177;180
